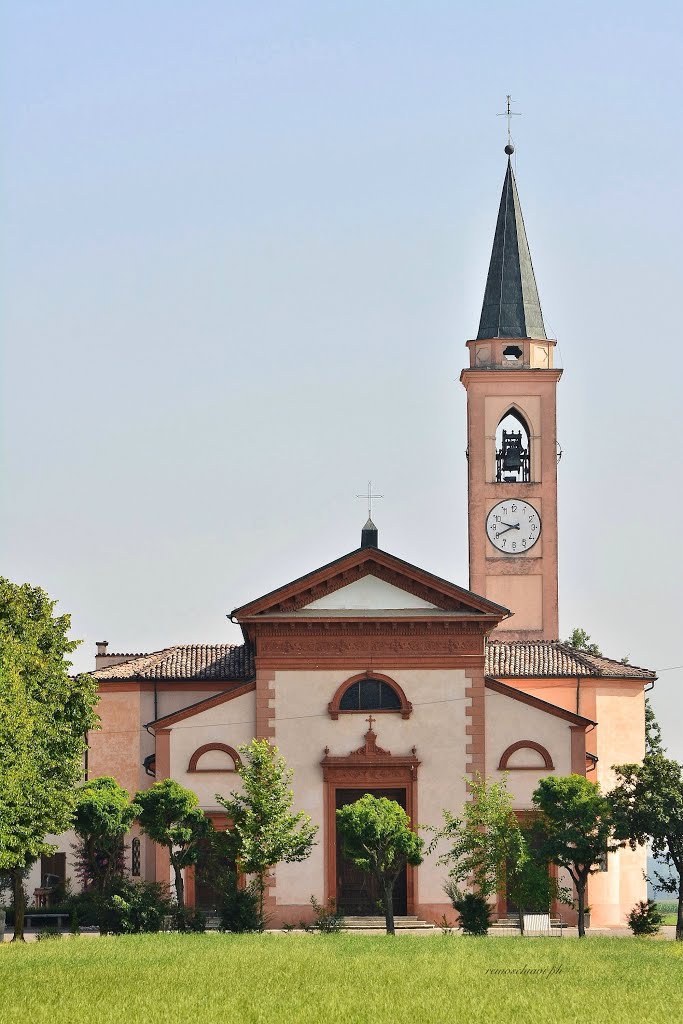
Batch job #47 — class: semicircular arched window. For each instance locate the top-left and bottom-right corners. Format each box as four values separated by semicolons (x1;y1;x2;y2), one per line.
328;673;412;720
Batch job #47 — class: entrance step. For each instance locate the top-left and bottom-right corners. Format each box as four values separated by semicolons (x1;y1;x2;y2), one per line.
341;916;434;930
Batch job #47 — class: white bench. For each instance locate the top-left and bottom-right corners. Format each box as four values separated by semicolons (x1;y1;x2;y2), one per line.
523;913;564;937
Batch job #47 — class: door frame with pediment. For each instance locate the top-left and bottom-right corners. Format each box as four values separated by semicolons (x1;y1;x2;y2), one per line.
321;726;420;915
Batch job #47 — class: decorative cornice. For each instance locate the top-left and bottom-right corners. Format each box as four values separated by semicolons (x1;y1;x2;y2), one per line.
321;726;420;783
253;621;486;637
270;562;476;613
257;633;484;661
232;547;510;621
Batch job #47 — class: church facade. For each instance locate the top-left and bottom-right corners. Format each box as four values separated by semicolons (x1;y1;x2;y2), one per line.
37;152;654;927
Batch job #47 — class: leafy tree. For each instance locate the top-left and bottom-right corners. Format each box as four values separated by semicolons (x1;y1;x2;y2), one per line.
0;578;99;941
532;775;621;937
336;794;423;935
505;822;573;932
610;755;683;940
216;739;318;924
136;778;212;914
564;627;602;656
73;777;139;932
435;775;527;904
645;697;665;756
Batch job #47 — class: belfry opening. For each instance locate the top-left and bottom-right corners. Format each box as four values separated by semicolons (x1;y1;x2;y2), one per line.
495;408;530;484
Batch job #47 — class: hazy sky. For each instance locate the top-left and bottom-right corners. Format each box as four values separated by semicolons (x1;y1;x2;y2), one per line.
2;2;682;757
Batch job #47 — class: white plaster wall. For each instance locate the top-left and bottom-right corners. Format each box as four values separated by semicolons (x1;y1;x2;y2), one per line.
155;687;223;721
485;690;573;806
25;829;80;899
305;576;438;609
168;690;256;811
273;668;469;908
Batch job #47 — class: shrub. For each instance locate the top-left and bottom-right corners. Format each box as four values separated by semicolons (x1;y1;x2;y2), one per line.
447;888;492;935
106;880;173;935
627;899;664;936
218;877;262;933
309;896;345;934
36;927;62;941
177;909;206;933
63;890;101;928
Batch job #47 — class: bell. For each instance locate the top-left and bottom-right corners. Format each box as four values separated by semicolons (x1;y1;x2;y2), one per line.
502;448;522;472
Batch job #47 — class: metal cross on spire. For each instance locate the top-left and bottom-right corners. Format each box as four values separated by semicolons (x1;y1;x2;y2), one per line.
497;94;521;150
356;480;383;519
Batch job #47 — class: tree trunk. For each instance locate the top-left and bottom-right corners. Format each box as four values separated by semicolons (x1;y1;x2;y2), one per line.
518;906;525;935
382;879;395;936
576;881;586;938
97;878;109;935
172;858;185;912
11;870;25;942
257;873;265;931
677;889;683;942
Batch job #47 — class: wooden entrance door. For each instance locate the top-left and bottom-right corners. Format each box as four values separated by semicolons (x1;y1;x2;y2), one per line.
335;788;408;916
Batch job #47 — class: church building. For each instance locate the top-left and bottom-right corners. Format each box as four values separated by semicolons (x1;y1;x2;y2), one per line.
41;150;655;927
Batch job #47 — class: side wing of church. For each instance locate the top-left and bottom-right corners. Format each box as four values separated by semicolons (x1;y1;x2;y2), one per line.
34;148;656;929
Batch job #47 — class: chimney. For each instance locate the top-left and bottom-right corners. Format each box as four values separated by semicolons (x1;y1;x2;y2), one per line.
361;518;378;549
95;641;109;670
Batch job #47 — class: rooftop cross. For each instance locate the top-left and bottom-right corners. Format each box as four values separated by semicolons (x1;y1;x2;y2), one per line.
366;714;376;732
356;480;384;519
497;94;521;153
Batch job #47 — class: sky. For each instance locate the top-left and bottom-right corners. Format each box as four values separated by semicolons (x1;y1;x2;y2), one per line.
1;1;682;758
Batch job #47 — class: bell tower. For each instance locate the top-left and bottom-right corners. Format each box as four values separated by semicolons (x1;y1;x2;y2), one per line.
461;148;562;641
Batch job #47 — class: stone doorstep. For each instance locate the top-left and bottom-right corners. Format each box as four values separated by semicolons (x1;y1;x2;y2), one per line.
341;916;434;930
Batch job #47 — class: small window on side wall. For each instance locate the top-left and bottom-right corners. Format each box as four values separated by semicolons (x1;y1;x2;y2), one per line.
131;837;141;877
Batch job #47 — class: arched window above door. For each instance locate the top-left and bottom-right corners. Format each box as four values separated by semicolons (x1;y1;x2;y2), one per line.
328;673;412;720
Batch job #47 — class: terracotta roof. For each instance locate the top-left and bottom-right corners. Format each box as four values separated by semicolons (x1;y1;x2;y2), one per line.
92;639;653;682
485;641;655;680
93;644;255;682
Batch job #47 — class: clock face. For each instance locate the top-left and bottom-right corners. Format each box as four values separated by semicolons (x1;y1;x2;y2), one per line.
486;499;541;554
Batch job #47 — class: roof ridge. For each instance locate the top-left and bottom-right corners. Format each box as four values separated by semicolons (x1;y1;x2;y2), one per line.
554;641;601;674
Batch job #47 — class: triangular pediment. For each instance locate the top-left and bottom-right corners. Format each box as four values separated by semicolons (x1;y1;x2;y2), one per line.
231;547;509;620
305;575;439;611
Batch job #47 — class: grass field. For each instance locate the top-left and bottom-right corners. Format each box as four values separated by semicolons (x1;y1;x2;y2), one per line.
656;901;678;926
2;934;683;1024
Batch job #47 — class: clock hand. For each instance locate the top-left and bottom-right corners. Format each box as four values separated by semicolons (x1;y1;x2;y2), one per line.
497;523;520;536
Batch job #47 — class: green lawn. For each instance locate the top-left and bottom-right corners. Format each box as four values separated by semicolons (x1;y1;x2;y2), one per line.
656;901;678;926
3;934;682;1024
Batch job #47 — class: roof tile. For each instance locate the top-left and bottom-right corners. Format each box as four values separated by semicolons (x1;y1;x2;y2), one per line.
93;643;255;682
485;640;655;679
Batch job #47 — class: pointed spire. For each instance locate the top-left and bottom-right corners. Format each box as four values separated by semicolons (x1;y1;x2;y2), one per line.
477;156;546;341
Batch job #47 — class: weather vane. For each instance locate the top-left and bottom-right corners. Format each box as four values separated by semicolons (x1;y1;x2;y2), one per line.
497;94;521;154
356;480;383;519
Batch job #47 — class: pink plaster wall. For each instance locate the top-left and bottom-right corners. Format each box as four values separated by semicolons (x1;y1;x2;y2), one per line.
461;359;562;641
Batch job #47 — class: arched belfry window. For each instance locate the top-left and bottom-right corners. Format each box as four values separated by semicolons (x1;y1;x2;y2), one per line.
328;673;412;720
496;408;530;484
